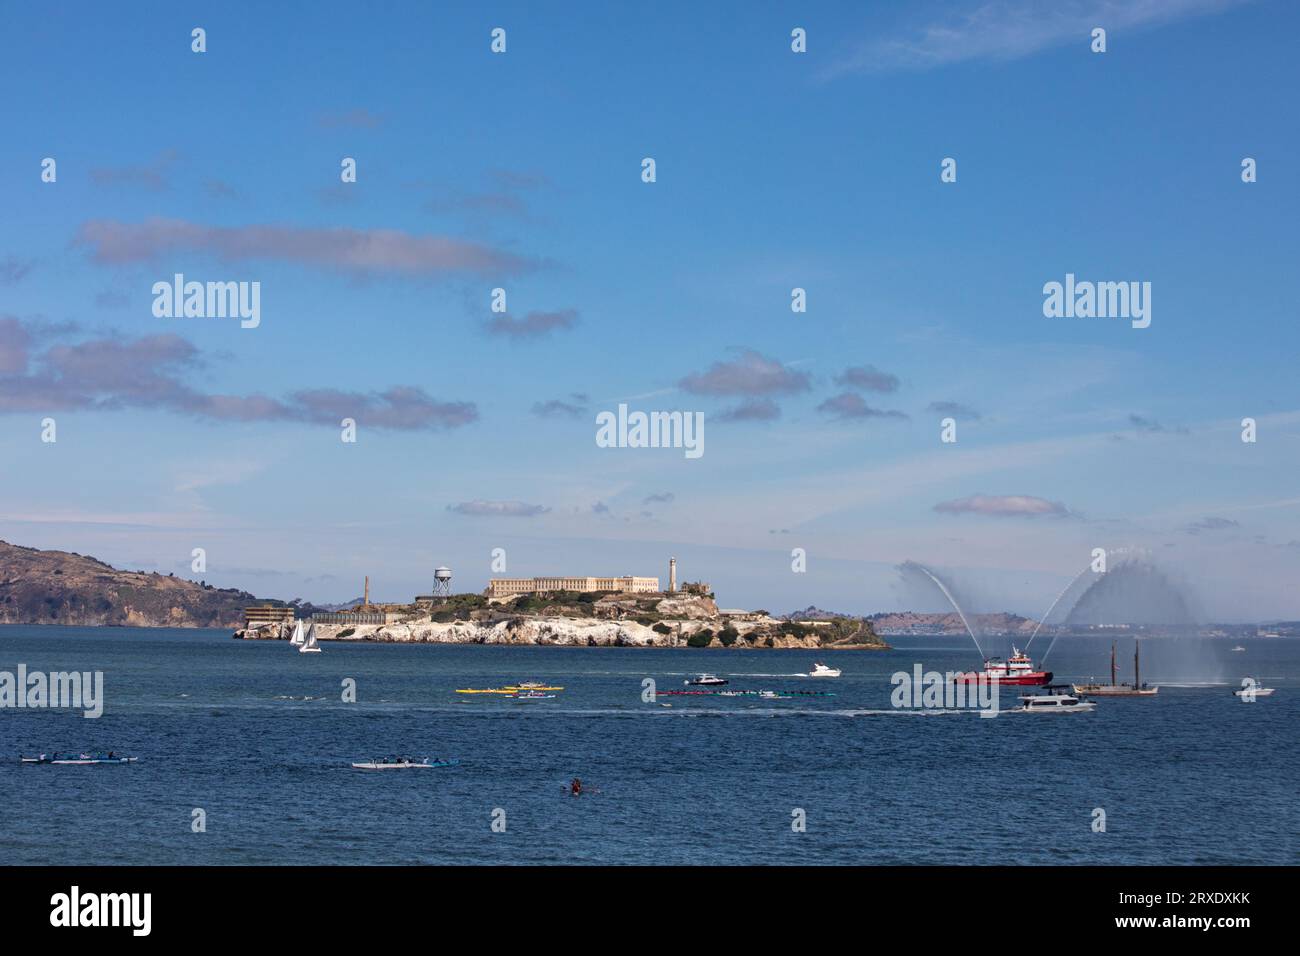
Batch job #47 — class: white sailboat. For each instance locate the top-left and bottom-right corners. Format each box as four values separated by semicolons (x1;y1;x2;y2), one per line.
299;622;322;654
289;620;306;647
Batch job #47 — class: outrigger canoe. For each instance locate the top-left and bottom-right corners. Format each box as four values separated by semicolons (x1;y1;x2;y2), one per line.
456;686;565;694
455;688;516;694
22;755;137;765
351;758;460;770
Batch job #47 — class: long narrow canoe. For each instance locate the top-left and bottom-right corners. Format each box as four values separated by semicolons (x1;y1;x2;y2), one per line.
454;688;517;694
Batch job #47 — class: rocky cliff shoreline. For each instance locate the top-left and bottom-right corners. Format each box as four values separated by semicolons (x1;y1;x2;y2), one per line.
237;605;889;651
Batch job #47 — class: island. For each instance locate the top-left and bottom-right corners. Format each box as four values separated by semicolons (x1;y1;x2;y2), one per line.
236;590;889;650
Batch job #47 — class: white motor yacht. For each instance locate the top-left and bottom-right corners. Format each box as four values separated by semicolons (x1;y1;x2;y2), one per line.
1014;692;1096;713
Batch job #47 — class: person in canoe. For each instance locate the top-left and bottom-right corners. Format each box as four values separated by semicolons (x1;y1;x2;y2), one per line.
570;778;582;796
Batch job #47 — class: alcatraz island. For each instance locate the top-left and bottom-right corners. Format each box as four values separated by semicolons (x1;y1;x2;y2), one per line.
235;557;889;650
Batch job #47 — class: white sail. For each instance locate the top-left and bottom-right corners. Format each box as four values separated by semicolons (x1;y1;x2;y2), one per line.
299;622;321;653
289;620;305;646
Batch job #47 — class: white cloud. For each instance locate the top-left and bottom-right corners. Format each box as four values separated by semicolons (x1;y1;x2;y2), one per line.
824;0;1248;76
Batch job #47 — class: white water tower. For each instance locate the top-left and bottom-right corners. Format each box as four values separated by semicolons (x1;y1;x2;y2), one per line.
433;566;453;599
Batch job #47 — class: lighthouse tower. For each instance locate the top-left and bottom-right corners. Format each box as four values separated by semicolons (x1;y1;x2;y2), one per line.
669;556;677;593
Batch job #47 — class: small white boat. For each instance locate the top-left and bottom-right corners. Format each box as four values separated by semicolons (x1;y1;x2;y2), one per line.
809;662;841;678
298;622;321;654
685;674;727;686
289;620;306;646
1231;645;1246;652
1014;693;1096;713
1233;679;1275;699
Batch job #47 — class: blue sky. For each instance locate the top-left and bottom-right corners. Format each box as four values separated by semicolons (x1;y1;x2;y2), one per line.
2;0;1298;620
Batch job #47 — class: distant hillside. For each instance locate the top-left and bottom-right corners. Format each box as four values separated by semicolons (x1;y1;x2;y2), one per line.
0;540;312;628
783;605;849;621
869;610;1037;636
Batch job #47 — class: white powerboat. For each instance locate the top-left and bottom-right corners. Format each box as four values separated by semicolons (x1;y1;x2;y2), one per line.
685;674;727;686
1014;692;1096;713
809;662;841;678
1233;678;1275;699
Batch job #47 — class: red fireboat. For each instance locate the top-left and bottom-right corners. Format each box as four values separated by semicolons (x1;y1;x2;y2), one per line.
953;646;1053;686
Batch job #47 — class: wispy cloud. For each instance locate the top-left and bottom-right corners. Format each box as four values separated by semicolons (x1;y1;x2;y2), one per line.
1184;515;1240;535
928;400;981;420
0;317;476;430
532;393;588;418
817;392;909;421
76;218;541;278
487;309;578;338
317;108;384;129
716;398;781;422
447;500;549;517
933;493;1069;517
824;0;1247;76
89;150;179;191
203;179;240;200
642;492;675;505
680;350;810;397
1129;413;1189;435
426;168;552;221
836;364;900;393
0;256;34;285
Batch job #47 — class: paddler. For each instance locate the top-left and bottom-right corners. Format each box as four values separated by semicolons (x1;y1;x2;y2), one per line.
570;778;583;796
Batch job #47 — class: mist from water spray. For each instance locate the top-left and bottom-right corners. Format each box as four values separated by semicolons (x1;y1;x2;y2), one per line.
1030;548;1148;664
1033;567;1105;665
898;561;986;659
1037;556;1218;682
1026;567;1092;652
